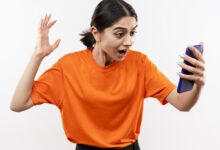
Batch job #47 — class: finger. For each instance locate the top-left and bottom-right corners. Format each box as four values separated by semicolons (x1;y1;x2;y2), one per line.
177;73;205;85
51;39;61;51
180;54;205;70
45;13;51;25
177;72;194;80
189;46;205;63
42;14;51;27
178;62;204;76
200;41;204;54
42;14;47;27
39;18;43;30
47;20;57;28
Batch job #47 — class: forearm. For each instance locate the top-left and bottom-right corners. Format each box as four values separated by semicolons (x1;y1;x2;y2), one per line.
168;43;205;111
166;83;203;111
177;84;203;111
10;53;44;110
10;15;60;112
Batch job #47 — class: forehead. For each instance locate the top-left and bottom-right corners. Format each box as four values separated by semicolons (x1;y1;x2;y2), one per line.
109;16;137;30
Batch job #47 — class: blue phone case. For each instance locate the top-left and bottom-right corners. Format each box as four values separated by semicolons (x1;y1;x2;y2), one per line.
177;45;202;93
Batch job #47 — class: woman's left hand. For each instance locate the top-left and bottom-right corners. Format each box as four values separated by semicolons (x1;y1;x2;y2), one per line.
178;42;205;87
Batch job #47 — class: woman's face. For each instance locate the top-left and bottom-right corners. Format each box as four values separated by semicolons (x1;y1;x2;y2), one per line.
94;16;137;61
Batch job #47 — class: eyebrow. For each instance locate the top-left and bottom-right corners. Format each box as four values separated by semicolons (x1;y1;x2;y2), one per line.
113;25;138;31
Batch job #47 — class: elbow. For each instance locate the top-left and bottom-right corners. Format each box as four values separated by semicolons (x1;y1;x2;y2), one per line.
179;108;191;112
10;98;33;112
10;102;24;112
10;105;22;112
178;106;191;112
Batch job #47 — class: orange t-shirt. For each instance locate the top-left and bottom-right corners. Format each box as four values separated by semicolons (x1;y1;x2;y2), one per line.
31;49;175;148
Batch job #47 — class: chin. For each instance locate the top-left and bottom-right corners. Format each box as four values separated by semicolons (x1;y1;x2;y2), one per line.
116;56;126;61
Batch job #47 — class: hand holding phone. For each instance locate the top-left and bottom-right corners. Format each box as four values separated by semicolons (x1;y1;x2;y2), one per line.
177;44;203;93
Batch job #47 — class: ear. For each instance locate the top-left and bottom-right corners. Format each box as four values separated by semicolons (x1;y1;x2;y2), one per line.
91;26;101;42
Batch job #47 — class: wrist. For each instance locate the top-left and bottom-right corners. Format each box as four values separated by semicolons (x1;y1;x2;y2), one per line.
31;52;45;62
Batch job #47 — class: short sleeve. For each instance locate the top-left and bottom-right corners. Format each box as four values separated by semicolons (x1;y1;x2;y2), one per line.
31;60;64;107
142;54;176;105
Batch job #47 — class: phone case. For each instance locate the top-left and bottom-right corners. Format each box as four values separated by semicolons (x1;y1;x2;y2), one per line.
177;44;202;93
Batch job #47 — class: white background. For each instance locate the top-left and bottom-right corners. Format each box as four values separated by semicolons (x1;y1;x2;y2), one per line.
0;0;219;149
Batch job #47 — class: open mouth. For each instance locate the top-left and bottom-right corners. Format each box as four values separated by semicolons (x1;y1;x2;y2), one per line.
117;50;127;54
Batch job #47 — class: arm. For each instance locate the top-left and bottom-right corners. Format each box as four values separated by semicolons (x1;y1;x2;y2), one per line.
166;42;205;111
10;14;61;112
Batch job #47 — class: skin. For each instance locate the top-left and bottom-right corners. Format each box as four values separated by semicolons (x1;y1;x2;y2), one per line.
10;14;60;111
10;14;205;112
91;16;137;66
166;44;205;111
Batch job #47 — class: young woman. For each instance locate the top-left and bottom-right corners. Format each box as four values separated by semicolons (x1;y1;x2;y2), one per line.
10;0;205;149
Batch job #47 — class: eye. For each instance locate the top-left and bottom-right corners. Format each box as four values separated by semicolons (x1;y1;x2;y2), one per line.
130;31;137;36
114;32;124;38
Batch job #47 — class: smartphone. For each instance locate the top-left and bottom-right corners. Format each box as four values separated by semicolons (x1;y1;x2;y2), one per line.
177;44;202;93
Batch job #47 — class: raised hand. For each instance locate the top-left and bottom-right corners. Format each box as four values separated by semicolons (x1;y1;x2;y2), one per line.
178;42;205;87
34;14;61;59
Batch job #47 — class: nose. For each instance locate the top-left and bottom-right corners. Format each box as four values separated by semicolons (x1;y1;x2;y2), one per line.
123;35;133;47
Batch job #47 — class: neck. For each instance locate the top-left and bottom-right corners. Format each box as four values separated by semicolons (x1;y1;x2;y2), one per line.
92;46;114;67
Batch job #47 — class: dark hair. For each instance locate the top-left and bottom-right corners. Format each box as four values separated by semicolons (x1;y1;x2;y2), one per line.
80;0;138;49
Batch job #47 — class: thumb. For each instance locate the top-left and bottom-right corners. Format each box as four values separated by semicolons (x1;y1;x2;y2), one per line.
51;39;61;51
